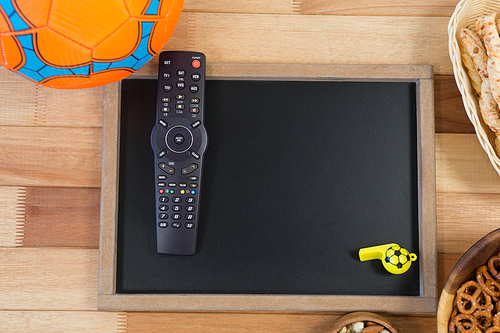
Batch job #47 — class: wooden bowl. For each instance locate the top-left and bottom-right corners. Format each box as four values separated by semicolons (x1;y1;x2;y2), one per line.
325;312;400;333
437;227;500;333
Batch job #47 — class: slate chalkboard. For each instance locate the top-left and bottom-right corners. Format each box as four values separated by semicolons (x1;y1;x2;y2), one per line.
116;78;420;296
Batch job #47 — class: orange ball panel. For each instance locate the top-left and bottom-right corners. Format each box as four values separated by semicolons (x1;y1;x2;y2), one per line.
148;19;168;55
14;0;51;27
41;75;91;89
48;0;129;48
93;19;140;61
124;0;151;16
35;27;91;67
0;9;12;32
0;34;24;70
159;0;185;17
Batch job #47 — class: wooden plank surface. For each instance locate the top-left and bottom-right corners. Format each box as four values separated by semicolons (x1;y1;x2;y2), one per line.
0;311;126;333
1;0;500;331
137;13;452;76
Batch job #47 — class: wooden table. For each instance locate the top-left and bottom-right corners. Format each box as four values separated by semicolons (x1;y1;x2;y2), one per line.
1;0;500;332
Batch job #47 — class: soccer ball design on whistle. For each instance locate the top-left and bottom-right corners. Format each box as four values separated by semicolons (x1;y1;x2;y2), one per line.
0;0;184;89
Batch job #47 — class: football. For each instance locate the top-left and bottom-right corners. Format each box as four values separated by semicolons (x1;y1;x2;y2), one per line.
0;0;184;89
385;245;412;270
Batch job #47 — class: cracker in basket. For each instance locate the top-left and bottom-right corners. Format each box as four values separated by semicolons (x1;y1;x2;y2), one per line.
476;14;500;106
459;28;486;95
460;27;500;135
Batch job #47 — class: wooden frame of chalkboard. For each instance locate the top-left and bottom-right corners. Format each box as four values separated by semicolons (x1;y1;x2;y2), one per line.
98;63;436;313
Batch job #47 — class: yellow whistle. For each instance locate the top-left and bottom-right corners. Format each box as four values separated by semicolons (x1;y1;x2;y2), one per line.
359;243;417;275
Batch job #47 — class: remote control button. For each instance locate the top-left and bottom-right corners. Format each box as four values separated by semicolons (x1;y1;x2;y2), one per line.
157;182;166;187
168;182;176;187
192;59;201;68
163;84;172;92
190;190;196;195
172;214;182;221
177;81;186;90
159;189;164;194
158;213;168;219
158;163;175;175
157;150;167;158
176;94;185;100
177;69;186;77
186;205;195;212
189;84;199;93
190;107;200;114
172;205;182;212
190;98;200;104
189;176;198;181
186;197;195;203
182;163;198;175
159;205;169;211
191;73;200;81
158;175;167;180
163;72;171;80
161;106;171;113
189;183;198;188
166;126;193;153
172;197;182;203
180;189;186;195
162;97;171;103
174;134;185;145
176;103;185;110
159;119;168;127
163;59;172;68
189;151;200;159
186;214;195;220
179;183;187;188
158;222;168;228
159;196;169;202
171;222;181;228
185;222;195;229
190;120;201;129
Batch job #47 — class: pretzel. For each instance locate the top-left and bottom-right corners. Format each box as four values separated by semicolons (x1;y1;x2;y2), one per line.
478;265;500;298
474;307;494;331
449;313;478;333
494;313;500;327
488;255;500;281
486;326;500;333
456;280;493;314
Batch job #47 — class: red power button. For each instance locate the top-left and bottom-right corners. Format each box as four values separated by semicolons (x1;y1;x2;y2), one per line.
192;59;201;69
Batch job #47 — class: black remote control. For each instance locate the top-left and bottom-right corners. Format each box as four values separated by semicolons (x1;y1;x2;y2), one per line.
151;51;207;255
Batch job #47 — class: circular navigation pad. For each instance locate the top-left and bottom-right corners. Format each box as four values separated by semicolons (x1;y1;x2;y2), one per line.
166;125;193;153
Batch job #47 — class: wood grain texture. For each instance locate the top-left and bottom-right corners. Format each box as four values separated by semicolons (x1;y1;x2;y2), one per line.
124;312;437;333
434;75;474;133
0;311;126;333
0;68;103;127
0;186;25;247
0;126;102;187
0;248;98;310
436;133;500;193
183;0;300;14
299;0;457;16
23;187;100;248
137;13;451;75
437;193;500;255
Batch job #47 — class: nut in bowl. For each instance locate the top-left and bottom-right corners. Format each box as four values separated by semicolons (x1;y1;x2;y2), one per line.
325;312;401;333
437;228;500;333
449;0;500;176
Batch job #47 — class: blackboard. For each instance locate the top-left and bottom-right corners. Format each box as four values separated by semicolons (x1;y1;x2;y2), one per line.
98;63;437;313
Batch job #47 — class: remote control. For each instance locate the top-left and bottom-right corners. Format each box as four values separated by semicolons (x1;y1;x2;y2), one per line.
151;51;207;255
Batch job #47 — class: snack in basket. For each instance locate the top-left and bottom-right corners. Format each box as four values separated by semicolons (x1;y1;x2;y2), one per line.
449;252;500;333
459;13;500;155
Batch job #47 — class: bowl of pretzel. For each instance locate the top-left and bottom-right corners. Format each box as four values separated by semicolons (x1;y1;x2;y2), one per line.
437;228;500;332
325;312;400;333
449;0;500;176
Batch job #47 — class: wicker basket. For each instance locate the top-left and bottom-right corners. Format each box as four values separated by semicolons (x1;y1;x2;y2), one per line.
448;0;500;176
